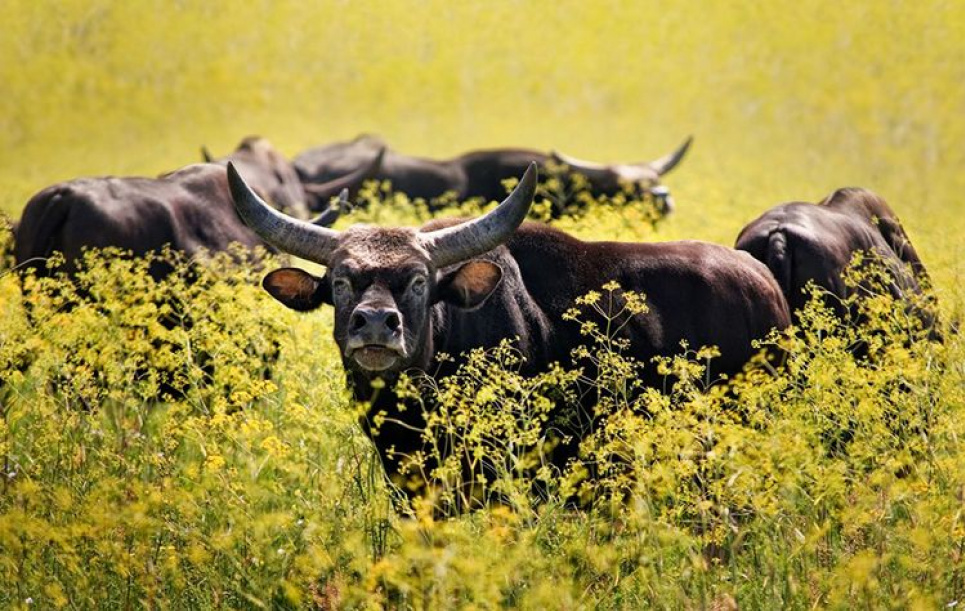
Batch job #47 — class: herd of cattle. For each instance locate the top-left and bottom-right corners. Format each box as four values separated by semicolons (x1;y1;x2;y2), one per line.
5;133;939;501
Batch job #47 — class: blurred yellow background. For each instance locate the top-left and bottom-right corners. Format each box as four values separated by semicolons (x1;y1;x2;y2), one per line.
3;0;962;280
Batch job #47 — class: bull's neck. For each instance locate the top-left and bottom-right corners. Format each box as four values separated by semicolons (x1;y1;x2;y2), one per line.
345;317;439;482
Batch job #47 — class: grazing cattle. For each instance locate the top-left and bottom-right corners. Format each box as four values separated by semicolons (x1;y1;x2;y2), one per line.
200;136;314;220
229;161;790;504
203;136;385;213
13;138;361;280
293;134;692;217
735;187;937;333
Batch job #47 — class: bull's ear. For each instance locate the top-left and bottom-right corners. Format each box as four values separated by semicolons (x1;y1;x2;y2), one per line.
262;267;330;311
436;260;503;309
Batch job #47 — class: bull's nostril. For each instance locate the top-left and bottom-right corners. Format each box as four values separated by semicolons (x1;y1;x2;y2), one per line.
385;312;401;332
350;312;367;332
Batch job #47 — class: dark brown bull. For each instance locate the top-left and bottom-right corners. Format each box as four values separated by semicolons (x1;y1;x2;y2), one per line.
229;161;790;504
14;137;358;280
203;136;385;213
735;187;937;333
293;134;692;216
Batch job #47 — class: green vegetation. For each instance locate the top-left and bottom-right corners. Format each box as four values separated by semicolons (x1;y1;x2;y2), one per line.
0;237;960;609
2;1;964;608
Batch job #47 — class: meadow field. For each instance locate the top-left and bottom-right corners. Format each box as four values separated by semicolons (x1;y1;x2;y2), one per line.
1;1;964;608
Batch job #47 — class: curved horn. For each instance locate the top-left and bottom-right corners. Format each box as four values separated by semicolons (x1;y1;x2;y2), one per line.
227;162;340;264
303;147;386;203
549;150;610;173
201;146;215;163
647;135;693;176
308;189;348;227
421;163;537;268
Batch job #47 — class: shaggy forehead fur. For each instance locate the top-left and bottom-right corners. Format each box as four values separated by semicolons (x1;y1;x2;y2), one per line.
332;225;431;268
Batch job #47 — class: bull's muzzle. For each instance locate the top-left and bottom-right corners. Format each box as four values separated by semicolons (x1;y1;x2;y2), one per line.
345;306;406;371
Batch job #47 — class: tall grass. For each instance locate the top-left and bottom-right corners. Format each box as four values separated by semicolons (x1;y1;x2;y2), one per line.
2;2;964;608
0;227;961;608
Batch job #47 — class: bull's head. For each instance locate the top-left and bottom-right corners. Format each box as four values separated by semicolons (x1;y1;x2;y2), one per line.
222;137;312;220
550;135;692;213
227;161;538;377
301;146;386;213
206;136;381;224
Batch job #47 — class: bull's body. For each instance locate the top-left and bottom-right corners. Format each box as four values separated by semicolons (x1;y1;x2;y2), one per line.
735;188;933;323
294;134;691;214
15;137;355;279
351;221;792;488
15;165;265;278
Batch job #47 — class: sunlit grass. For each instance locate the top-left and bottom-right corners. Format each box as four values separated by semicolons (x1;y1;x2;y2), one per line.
2;1;964;608
0;245;960;608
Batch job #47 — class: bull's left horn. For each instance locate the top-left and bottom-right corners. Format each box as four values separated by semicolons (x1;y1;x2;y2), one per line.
227;162;340;264
421;163;537;268
550;150;608;172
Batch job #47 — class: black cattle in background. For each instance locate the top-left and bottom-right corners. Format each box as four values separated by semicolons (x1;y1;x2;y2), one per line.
735;187;938;337
293;134;692;218
14;137;355;280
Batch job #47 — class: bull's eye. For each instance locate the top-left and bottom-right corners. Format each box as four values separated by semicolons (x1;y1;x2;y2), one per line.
332;278;352;300
410;276;427;297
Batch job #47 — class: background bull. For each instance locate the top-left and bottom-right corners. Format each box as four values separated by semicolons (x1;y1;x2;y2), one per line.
228;162;789;507
293;134;692;218
735;187;938;336
202;136;385;214
14;137;355;280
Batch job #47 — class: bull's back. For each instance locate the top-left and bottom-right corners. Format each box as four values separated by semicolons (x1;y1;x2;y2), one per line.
15;179;180;273
737;201;928;319
601;240;789;371
458;149;548;202
15;171;263;277
506;224;790;376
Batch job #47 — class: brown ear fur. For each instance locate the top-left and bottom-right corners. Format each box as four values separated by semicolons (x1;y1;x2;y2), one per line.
437;260;503;309
262;268;328;311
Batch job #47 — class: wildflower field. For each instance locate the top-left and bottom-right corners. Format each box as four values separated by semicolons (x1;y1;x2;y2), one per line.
2;1;964;608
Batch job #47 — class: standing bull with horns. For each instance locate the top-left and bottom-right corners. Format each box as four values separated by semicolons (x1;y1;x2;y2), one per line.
228;161;789;503
293;134;693;218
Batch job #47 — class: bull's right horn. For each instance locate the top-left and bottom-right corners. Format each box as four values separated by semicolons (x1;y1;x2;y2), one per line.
201;146;215;163
227;162;340;264
421;163;537;268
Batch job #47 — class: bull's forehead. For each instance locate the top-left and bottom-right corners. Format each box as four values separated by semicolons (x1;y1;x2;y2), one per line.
332;226;431;270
